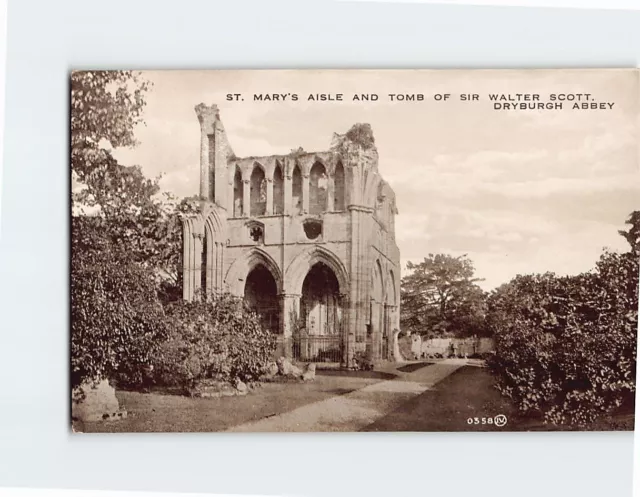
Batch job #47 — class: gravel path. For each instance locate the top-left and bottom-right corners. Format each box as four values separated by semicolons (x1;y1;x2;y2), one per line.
225;359;466;432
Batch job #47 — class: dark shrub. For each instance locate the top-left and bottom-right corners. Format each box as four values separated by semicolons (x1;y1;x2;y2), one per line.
153;294;277;390
71;241;170;393
487;251;638;425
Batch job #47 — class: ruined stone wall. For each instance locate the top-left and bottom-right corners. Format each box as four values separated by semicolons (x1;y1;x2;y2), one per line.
183;106;402;364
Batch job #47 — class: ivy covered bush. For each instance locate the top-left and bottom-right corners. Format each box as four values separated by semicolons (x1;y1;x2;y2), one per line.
486;249;638;426
153;294;278;390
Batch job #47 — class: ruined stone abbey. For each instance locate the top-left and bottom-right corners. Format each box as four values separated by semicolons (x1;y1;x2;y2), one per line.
182;104;400;366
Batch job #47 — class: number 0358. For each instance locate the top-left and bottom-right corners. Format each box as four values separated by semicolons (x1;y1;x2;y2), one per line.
467;417;494;425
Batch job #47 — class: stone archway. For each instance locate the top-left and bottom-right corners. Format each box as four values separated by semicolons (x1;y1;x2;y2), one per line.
301;263;341;336
285;246;349;296
284;247;349;363
296;263;344;363
224;249;284;353
244;264;279;333
225;248;283;297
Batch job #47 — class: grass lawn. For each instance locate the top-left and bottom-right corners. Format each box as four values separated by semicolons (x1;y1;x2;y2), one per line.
77;363;634;433
80;370;384;433
363;365;635;432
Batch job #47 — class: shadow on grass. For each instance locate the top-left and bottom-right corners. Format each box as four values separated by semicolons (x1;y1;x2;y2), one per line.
396;362;435;373
325;388;358;396
317;370;397;380
362;366;635;432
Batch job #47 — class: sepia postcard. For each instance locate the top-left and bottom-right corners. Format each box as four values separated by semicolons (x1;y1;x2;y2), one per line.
70;69;639;433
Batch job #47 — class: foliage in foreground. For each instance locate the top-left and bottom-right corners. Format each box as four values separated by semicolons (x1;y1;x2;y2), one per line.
486;247;638;425
70;70;278;397
152;294;278;390
71;236;170;393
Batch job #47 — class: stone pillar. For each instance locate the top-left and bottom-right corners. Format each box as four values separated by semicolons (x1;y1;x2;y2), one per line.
182;217;205;301
192;233;203;298
346;206;369;367
327;174;335;212
281;293;301;359
228;179;234;213
200;134;210;200
338;293;353;367
205;232;214;298
196;122;212;200
242;179;250;217
385;304;395;361
392;329;402;362
266;177;274;215
370;300;383;361
217;241;225;294
302;173;310;214
182;221;193;300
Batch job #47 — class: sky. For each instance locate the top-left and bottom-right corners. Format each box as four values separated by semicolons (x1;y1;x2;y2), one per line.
111;69;639;290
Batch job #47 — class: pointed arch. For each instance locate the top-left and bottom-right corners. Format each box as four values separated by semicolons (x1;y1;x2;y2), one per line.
225;247;283;296
203;208;226;296
285;246;349;296
386;269;397;306
181;213;207;301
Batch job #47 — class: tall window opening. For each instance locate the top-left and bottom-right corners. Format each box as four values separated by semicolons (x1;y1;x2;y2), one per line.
250;165;266;216
233;167;243;217
309;162;328;215
273;164;285;215
292;165;303;214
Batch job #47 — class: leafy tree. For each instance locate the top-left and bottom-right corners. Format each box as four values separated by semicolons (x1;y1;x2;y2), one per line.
400;254;488;337
487;213;639;426
71;70;150;180
70;71;183;391
71;70;188;292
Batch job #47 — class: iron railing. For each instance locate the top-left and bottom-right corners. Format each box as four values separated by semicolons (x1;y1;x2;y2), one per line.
292;334;343;363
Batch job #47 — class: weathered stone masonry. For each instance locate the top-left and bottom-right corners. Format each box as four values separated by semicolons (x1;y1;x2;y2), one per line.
182;104;401;366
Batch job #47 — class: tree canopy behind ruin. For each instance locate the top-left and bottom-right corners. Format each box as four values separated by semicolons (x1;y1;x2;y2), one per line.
400;254;488;338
